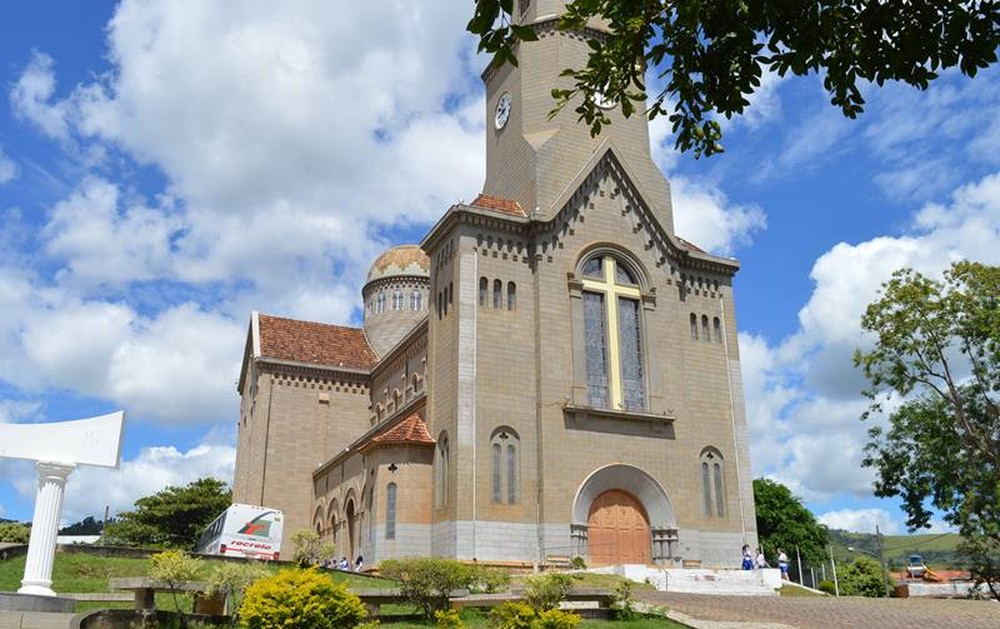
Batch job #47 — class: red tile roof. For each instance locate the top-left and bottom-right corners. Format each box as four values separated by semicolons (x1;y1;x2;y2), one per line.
258;314;377;370
471;193;526;218
367;412;435;448
676;237;707;254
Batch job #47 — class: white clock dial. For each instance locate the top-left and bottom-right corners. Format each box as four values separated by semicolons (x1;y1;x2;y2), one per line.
595;89;614;110
494;92;512;130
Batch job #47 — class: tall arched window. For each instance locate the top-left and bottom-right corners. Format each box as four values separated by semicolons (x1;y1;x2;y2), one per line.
700;448;726;518
581;254;645;411
377;291;386;314
689;313;698;340
436;432;450;508
410;290;422;310
490;427;519;504
385;483;397;540
479;277;488;306
713;317;722;343
507;282;517;310
393;290;404;310
493;279;502;309
701;315;710;342
448;282;454;308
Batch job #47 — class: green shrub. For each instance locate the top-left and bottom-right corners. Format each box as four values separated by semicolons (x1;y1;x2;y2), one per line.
839;556;889;598
522;573;573;612
489;602;579;629
569;556;586;570
490;601;536;629
0;522;30;543
475;566;512;593
535;609;580;629
379;558;477;619
435;608;465;628
240;567;367;629
611;578;636;620
207;560;268;615
817;579;837;595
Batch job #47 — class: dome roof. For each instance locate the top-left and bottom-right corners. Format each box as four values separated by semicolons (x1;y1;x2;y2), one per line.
366;244;430;284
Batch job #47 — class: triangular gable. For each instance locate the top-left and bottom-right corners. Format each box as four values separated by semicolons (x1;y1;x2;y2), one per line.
542;139;739;274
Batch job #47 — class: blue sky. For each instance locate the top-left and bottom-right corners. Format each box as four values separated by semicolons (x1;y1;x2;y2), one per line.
1;1;998;536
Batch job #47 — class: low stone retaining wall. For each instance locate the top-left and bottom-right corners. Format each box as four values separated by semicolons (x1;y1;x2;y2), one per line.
589;564;782;595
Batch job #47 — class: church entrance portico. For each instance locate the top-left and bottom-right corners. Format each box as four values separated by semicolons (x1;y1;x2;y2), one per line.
571;464;678;565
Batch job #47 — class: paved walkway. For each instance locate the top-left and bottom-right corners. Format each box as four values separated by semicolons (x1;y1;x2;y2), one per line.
637;591;1000;629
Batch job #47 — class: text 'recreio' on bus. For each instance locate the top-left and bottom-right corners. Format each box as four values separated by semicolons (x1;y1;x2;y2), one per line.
196;504;283;560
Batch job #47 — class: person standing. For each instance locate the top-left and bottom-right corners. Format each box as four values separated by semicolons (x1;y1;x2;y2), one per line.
755;548;769;569
741;544;753;570
777;549;790;580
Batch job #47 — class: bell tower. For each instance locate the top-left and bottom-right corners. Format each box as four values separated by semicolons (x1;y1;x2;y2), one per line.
481;1;675;231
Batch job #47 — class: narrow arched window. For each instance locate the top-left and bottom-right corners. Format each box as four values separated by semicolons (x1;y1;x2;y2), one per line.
491;444;502;503
436;291;442;319
700;448;727;518
493;279;502;309
480;277;488;306
448;282;454;308
701;462;712;516
436;433;449;508
701;315;710;342
377;291;386;314
690;313;698;340
490;427;519;504
581;254;645;411
391;290;402;310
507;282;517;310
385;483;397;540
411;290;422;310
713;317;722;343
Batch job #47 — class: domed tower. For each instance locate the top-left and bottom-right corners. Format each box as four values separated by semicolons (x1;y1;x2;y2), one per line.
362;244;430;357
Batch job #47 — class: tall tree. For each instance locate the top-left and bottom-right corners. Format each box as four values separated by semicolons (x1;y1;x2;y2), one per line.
103;477;232;550
855;261;1000;598
468;1;1000;157
754;478;829;565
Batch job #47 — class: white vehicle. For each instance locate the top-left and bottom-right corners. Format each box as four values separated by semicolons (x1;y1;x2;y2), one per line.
196;504;283;560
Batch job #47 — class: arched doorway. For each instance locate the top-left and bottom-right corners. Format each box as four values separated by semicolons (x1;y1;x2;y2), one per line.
345;500;357;561
587;489;651;565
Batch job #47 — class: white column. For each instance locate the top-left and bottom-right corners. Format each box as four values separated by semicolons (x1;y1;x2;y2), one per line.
18;461;75;597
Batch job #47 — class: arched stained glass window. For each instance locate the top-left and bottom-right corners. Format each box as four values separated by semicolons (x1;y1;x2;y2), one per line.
385;483;397;540
493;279;502;309
411;290;422;310
713;317;722;343
436;433;449;508
690;313;698;340
581;254;645;411
701;315;710;342
490;427;519;504
480;277;488;306
700;448;727;518
507;282;517;310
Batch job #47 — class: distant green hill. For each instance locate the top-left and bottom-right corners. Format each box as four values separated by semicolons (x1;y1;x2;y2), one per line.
828;529;963;569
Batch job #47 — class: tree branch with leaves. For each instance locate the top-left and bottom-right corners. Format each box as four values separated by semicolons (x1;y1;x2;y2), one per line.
468;1;1000;157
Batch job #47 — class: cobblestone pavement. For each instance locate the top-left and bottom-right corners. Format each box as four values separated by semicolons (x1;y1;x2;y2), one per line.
637;591;1000;629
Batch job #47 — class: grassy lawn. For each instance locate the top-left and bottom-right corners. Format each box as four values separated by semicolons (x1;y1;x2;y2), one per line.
0;549;392;612
380;610;688;628
779;583;827;597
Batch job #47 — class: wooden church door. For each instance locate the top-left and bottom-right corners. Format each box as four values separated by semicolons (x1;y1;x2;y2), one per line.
587;489;651;565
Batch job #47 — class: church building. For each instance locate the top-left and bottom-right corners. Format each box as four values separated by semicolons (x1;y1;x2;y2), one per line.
233;0;757;568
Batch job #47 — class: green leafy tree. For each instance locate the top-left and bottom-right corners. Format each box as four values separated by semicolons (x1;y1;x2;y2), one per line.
290;529;335;567
0;522;30;543
838;555;889;598
468;1;1000;157
103;477;232;549
379;557;478;619
855;261;1000;598
148;550;203;623
59;516;103;536
207;561;268;617
754;478;829;565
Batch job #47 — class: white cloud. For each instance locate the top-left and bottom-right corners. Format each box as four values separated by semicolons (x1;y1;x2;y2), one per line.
0;400;43;424
0;145;17;184
743;169;1000;502
818;508;901;535
9;52;72;142
670;176;767;255
9;439;236;524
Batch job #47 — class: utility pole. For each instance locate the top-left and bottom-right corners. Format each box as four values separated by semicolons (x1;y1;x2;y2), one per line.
876;524;891;597
796;545;803;586
829;545;840;597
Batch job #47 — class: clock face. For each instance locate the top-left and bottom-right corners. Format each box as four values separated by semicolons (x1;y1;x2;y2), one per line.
595;89;614;110
494;92;512;130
